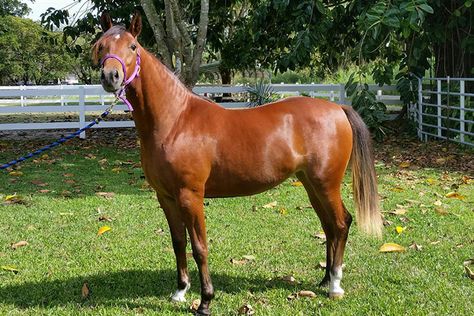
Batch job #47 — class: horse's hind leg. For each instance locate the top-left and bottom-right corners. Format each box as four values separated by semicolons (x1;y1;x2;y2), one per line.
296;171;352;299
157;195;191;302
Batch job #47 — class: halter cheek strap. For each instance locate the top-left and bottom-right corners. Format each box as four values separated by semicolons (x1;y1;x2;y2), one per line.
100;50;141;112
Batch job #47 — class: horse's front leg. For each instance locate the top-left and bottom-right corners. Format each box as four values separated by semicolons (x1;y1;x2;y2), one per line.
157;194;191;302
178;187;214;316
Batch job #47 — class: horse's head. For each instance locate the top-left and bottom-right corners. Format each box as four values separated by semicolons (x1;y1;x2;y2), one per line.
93;12;142;93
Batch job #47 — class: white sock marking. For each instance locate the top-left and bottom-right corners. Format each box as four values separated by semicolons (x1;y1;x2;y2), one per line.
329;266;344;295
171;283;190;302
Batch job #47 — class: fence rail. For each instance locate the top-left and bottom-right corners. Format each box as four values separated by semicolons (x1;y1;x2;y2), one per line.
0;83;402;139
411;77;474;147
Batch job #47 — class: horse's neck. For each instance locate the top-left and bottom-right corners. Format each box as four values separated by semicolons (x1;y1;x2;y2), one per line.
127;50;190;140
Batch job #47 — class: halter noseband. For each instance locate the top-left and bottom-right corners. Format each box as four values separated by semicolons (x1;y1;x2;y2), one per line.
100;50;141;112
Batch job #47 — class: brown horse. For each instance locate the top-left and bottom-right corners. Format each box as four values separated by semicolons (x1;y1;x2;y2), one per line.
94;12;382;315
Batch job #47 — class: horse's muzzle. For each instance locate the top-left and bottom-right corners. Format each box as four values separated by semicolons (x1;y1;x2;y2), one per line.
100;68;123;93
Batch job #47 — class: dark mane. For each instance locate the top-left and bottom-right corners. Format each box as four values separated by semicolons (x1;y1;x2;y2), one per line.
91;25;127;64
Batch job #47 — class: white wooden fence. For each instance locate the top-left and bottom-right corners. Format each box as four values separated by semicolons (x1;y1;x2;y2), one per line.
410;77;474;147
0;84;402;139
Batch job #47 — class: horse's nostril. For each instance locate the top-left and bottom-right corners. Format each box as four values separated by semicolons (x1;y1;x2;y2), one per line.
100;71;105;81
114;70;119;79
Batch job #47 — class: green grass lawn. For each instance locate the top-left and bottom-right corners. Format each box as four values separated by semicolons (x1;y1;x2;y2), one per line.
0;134;473;315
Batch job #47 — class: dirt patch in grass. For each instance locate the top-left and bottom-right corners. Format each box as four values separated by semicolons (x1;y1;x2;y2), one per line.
374;133;474;174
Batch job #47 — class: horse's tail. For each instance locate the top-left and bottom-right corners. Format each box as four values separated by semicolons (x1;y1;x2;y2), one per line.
341;105;383;237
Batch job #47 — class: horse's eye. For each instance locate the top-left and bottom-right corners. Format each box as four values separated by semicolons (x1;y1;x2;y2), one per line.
131;44;137;51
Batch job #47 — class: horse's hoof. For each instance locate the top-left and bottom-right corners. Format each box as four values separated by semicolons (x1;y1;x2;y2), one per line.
195;308;211;316
328;292;344;300
171;295;186;303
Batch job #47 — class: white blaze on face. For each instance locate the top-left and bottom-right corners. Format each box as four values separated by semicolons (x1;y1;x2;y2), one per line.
114;34;120;40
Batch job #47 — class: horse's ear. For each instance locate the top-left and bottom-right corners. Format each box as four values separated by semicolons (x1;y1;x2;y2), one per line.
129;11;142;38
100;12;113;32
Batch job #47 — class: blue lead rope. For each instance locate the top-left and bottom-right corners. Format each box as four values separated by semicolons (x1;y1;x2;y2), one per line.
0;100;118;170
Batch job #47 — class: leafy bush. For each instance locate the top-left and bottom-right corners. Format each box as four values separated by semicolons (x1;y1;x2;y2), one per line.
245;80;276;107
346;74;387;141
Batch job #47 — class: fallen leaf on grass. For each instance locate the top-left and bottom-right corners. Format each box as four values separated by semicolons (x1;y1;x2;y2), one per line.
11;241;28;250
262;201;277;209
242;255;255;261
98;215;112;222
230;258;247;265
96;192;115;199
238;304;255;315
409;242;422;251
31;180;48;187
97;226;111;236
9;171;23;177
190;299;200;311
38;189;50;193
395;226;406;234
63;173;74;177
288;290;317;300
1;265;19;274
3;194;25;205
379;243;406;253
111;167;122;173
435;207;448;215
445;192;465;200
389;208;408;216
399;161;411;168
279;208;288;215
464;259;474;280
318;261;326;269
61;190;72;197
390;187;404;192
434;200;443;206
461;175;473;185
82;282;90;299
280;275;297;284
291;181;303;187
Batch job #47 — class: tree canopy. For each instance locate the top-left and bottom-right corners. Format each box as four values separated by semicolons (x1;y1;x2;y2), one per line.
0;15;73;85
0;0;31;17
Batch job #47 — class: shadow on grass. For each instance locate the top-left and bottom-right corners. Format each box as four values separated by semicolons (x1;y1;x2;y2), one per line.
0;269;325;311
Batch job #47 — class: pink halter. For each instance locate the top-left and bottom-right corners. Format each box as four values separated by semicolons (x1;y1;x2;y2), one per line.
100;50;141;111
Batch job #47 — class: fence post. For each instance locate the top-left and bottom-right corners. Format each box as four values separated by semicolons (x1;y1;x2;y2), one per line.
79;86;86;139
418;77;423;141
339;84;346;105
460;80;465;144
437;79;442;138
60;84;64;106
20;85;25;107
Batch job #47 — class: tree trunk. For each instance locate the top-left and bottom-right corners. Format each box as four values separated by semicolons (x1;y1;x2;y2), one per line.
140;0;173;69
220;67;232;85
140;0;209;88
